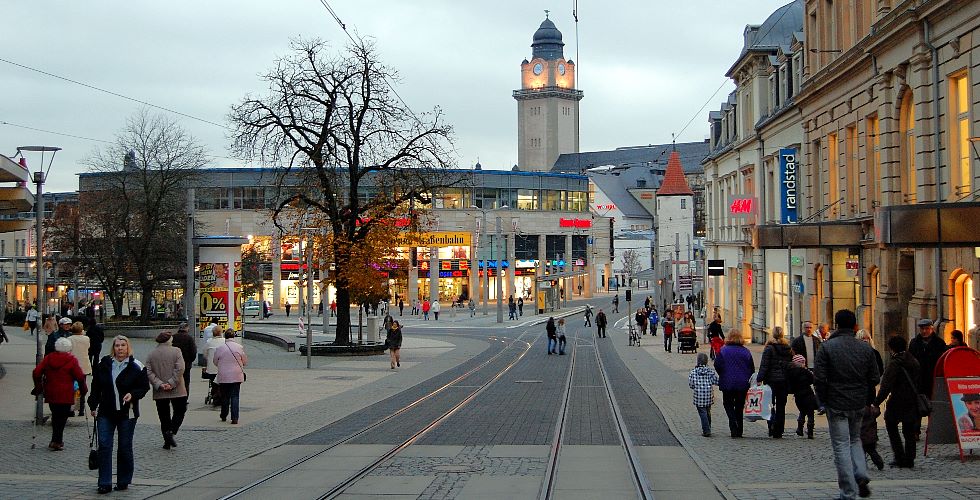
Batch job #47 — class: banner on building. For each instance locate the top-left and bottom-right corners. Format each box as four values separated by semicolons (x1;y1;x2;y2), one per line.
779;148;799;224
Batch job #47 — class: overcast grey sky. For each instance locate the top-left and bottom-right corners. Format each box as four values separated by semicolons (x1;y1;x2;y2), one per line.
2;0;792;192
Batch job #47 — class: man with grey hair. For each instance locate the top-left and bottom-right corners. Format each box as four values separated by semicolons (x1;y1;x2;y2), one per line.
908;318;948;398
791;321;822;369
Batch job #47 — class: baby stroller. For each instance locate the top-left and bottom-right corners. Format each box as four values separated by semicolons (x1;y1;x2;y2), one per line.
677;326;699;353
202;369;222;406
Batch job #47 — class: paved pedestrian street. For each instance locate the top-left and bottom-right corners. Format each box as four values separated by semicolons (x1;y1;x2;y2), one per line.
1;297;978;499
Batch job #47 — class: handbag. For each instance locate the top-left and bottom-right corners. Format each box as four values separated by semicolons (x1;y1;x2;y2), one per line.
224;344;247;382
87;414;98;470
898;366;932;417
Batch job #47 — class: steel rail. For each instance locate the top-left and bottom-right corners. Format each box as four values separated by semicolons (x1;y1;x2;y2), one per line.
318;333;536;499
537;324;579;500
210;331;533;500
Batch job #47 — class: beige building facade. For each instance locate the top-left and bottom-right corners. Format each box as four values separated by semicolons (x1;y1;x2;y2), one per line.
708;0;980;350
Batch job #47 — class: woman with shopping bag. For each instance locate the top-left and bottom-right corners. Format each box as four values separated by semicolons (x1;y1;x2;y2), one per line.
714;328;755;438
757;326;793;438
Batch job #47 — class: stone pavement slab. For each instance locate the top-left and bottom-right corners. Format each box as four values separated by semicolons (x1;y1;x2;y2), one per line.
609;321;980;499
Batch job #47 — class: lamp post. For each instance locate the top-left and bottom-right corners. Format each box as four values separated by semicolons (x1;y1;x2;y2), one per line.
496;215;503;323
299;226;317;369
17;145;60;426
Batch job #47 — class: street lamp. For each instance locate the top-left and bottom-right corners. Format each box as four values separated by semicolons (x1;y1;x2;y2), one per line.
17;145;60;427
299;226;317;369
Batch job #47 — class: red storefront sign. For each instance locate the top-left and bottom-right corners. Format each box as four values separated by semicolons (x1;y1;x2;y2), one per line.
559;218;592;228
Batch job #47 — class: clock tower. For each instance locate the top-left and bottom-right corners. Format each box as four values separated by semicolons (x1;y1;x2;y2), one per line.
514;15;583;172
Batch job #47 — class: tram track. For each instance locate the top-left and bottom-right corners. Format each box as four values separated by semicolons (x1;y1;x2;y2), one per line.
209;328;539;500
539;321;654;500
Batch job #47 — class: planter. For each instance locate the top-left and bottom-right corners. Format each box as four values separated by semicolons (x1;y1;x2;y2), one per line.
298;342;387;356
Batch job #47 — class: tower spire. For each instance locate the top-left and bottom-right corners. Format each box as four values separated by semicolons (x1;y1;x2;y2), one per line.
544;9;550;19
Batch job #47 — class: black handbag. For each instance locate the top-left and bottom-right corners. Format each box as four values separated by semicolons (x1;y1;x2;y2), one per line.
899;366;932;417
87;416;98;470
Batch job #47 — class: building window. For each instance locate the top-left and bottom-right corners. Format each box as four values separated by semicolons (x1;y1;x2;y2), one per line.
516;189;538;210
950;72;972;199
900;90;916;203
866;116;880;209
951;269;975;342
827;132;839;217
1;240;4;256
434;188;466;209
236;187;266;209
792;53;803;94
846;125;859;215
540;190;561;210
473;188;498;209
681;199;687;209
811;139;822;215
768;74;777;113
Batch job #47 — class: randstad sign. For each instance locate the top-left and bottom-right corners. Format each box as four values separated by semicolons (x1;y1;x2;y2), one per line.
779;148;799;224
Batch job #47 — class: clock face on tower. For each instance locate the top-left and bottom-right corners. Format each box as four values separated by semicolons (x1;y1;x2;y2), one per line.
558;63;566;75
533;63;543;75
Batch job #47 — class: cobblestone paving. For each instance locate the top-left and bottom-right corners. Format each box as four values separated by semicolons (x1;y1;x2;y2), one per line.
610;323;980;499
0;330;491;498
372;445;547;499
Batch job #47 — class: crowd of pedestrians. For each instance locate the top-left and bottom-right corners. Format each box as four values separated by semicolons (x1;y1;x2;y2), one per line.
690;307;961;500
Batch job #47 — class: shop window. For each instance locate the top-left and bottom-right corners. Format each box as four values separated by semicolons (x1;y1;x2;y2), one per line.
499;189;517;209
473;188;498;209
514;234;539;260
571;235;588;260
770;272;787;332
900;89;916;203
949;72;972;200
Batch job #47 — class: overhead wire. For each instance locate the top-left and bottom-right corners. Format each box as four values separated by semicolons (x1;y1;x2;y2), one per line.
0;120;247;164
0;56;230;131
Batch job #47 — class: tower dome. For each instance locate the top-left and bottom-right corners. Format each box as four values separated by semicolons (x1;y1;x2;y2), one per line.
531;17;564;60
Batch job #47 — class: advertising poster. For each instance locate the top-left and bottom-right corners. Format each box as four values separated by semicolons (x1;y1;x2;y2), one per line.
199;263;231;331
948;377;980;450
233;261;243;332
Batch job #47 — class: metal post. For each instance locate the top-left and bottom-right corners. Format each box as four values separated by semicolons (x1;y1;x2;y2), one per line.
482;210;488;315
185;188;195;327
34;170;45;425
298;233;306;363
785;242;793;339
306;231;313;369
496;215;503;323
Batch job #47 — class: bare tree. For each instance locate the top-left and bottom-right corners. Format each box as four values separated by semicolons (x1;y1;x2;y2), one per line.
622;250;641;285
229;38;457;345
81;110;206;321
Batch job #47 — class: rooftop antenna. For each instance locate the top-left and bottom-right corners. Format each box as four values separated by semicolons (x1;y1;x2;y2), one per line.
671;133;676;152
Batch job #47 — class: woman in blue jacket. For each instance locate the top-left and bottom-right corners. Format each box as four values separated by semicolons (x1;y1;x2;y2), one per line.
714;329;755;438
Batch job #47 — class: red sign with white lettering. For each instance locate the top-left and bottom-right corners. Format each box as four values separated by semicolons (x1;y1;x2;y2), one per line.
729;198;754;214
559;218;592;228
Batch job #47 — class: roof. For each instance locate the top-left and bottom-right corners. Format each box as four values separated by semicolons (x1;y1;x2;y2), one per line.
552;141;709;174
588;169;653;218
656;151;694;196
531;17;564;60
727;0;803;76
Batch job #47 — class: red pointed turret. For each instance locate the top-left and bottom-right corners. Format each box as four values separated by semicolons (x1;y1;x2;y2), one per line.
656;151;694;196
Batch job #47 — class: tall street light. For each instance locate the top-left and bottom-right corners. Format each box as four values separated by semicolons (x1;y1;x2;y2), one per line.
470;205;509;318
17;145;60;426
496;214;504;323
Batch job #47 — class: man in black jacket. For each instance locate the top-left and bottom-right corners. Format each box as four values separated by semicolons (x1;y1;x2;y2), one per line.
908;318;948;398
85;319;105;368
170;323;198;401
814;309;880;499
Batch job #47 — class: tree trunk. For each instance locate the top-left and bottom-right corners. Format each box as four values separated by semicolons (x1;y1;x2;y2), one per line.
141;283;154;324
334;286;351;345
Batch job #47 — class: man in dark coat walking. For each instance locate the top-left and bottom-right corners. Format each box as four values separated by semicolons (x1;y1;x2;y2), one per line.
170;323;198;399
595;309;607;338
814;309;880;499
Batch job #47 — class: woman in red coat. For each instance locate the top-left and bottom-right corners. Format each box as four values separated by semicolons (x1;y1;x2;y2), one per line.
32;337;87;450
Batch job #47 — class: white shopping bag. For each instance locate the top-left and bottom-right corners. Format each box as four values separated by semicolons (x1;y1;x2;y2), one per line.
744;383;773;422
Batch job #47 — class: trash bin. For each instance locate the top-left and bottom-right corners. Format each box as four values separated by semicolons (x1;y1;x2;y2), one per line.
366;316;379;343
